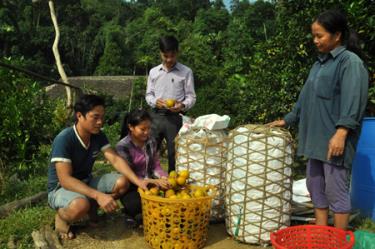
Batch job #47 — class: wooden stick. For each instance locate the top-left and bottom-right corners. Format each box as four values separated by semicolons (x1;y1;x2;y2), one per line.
0;191;47;218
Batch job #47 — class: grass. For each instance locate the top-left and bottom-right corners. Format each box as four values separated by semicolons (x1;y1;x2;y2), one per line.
356;217;375;232
0;161;119;248
0;175;47;206
0;204;54;248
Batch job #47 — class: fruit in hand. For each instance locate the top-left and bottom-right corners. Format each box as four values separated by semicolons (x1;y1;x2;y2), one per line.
165;99;176;108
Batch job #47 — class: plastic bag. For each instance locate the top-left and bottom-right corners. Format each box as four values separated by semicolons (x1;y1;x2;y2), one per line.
192;114;230;130
292;178;311;203
353;230;375;249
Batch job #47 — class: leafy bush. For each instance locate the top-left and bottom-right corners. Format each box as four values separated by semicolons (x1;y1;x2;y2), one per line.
0;58;59;179
102;121;121;147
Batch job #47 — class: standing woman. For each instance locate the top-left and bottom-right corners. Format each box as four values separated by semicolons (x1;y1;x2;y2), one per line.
116;109;169;227
269;9;368;230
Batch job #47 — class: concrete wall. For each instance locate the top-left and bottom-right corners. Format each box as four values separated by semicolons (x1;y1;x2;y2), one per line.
45;76;145;100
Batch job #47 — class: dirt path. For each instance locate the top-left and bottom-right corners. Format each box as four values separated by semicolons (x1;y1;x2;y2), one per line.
62;213;272;249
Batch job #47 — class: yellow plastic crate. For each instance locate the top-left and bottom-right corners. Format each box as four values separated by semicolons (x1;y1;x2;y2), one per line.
138;186;216;249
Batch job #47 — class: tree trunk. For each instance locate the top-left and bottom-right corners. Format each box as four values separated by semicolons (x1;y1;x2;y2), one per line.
48;0;73;116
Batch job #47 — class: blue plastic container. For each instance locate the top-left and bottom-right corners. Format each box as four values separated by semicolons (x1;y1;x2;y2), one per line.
351;117;375;220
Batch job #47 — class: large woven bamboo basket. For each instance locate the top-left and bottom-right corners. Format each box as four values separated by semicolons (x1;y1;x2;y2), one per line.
224;124;294;245
175;129;227;222
139;186;216;249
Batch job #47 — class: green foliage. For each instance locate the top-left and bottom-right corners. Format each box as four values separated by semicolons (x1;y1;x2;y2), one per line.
193;0;375;127
0;58;59;178
99;76;148;126
52;98;71;129
101;95;127;125
357;217;375;233
95;23;129;75
129;76;148;109
0;175;47;205
102;122;121;147
180;33;221;86
0;205;54;248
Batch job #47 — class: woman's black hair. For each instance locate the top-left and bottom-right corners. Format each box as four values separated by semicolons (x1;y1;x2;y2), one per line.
315;9;365;60
120;109;152;139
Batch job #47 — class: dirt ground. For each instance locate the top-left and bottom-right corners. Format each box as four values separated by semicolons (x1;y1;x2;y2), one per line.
62;212;272;249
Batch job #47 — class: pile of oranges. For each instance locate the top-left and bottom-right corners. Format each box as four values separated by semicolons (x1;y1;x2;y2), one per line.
144;170;208;199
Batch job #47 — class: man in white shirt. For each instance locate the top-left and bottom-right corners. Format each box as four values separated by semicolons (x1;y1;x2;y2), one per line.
145;35;196;172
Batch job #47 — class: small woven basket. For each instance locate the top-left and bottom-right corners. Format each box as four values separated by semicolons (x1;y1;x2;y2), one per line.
139;186;216;249
270;225;355;249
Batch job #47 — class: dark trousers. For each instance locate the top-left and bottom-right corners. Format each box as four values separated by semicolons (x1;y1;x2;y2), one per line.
120;184;141;217
151;111;183;172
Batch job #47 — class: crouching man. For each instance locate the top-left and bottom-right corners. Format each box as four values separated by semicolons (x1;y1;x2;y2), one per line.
47;94;147;239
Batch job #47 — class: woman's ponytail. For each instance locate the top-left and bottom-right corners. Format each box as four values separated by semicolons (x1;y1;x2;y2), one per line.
120;113;130;139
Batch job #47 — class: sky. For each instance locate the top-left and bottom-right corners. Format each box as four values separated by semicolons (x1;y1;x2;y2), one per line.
223;0;256;10
223;0;231;9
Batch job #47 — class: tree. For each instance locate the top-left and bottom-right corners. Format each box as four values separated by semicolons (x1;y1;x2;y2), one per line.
154;0;211;21
95;23;128;75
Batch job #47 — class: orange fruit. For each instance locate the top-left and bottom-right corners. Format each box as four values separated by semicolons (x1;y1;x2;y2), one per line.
193;189;205;198
169;170;177;178
176;176;187;186
179;189;189;195
165;99;176;108
168;177;177;188
150;187;159;195
165;189;175;198
179;170;189;178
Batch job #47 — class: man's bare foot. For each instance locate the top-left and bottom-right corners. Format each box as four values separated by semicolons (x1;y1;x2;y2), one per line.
55;213;75;240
